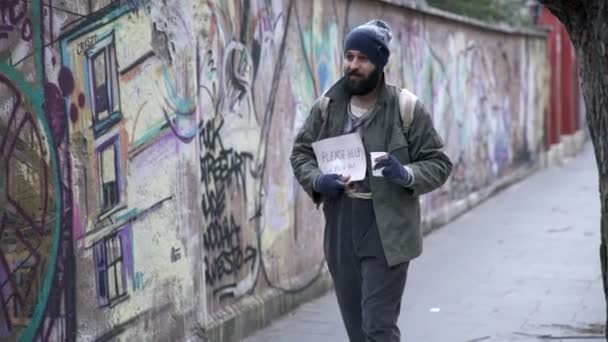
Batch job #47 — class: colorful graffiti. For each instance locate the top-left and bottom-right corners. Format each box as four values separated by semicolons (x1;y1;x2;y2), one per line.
381;17;549;218
0;0;549;340
288;0;344;142
194;0;331;311
0;0;75;340
0;0;33;51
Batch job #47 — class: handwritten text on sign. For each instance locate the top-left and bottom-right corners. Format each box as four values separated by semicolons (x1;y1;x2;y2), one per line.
311;133;366;181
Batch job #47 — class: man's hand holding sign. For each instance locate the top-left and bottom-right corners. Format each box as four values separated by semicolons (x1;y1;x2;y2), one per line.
311;133;365;198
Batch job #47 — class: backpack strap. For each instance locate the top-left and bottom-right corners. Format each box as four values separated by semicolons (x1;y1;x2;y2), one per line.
398;88;418;133
319;88;417;130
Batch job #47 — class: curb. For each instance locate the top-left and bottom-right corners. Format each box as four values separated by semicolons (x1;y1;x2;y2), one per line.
204;269;334;342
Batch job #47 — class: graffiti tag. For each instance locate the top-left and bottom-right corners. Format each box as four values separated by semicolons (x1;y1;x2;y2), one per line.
76;35;97;55
199;118;258;296
0;0;32;42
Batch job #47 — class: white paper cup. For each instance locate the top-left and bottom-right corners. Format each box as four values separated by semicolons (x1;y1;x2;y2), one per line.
370;152;388;177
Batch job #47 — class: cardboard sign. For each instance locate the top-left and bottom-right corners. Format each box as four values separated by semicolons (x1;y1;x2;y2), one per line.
312;133;366;181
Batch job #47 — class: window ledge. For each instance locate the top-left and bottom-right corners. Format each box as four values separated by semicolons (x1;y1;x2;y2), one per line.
109;293;129;308
97;203;127;222
93;111;123;137
99;293;129;309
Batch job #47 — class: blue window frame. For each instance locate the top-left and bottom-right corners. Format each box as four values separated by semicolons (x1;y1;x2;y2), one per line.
86;32;122;137
94;232;127;307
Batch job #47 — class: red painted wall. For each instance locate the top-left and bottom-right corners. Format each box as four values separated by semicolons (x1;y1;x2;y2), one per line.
537;7;581;148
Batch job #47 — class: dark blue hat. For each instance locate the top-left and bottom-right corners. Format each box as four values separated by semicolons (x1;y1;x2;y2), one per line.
344;19;392;69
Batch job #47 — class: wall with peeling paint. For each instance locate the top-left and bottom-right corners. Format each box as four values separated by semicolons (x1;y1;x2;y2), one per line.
0;0;549;341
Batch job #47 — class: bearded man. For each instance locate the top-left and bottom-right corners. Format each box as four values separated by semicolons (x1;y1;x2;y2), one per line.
290;19;452;341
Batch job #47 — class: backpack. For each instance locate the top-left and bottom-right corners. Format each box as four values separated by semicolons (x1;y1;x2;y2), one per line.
318;88;418;134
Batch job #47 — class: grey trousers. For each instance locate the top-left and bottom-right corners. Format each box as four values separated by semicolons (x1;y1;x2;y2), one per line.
323;195;409;342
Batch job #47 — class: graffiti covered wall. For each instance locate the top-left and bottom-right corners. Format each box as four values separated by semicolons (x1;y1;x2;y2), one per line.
0;0;548;340
381;7;550;219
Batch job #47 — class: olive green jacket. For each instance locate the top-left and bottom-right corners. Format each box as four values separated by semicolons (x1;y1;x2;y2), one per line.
290;76;452;266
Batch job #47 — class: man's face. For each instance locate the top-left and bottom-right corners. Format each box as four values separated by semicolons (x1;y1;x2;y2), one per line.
344;50;381;95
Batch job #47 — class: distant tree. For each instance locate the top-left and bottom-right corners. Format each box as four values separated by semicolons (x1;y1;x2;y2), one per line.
427;0;534;27
538;0;608;337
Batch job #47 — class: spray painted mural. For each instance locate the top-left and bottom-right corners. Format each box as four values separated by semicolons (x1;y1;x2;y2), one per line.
382;15;549;218
193;0;335;316
0;0;76;340
0;0;548;340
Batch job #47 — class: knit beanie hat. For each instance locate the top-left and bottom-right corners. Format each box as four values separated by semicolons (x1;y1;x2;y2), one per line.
344;19;392;69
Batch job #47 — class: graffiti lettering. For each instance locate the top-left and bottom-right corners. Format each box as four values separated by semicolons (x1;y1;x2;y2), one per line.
203;215;257;286
199;117;258;296
205;246;257;288
203;215;242;251
0;0;32;42
76;35;97;55
199;119;253;219
200;147;252;191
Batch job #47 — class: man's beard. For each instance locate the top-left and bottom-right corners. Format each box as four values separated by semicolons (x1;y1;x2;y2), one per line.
345;68;382;95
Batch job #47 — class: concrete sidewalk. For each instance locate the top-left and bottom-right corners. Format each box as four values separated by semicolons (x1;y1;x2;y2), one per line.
245;143;605;342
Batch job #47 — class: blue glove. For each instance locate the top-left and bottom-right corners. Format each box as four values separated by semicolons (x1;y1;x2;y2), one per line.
313;174;347;198
374;154;412;185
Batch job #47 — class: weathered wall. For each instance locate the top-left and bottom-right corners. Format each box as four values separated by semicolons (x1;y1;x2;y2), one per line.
381;6;550;218
0;0;549;341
